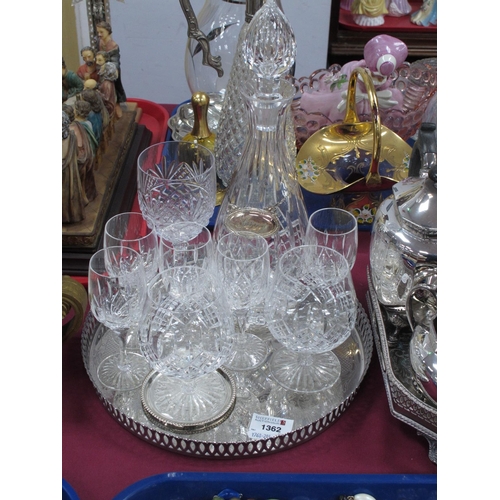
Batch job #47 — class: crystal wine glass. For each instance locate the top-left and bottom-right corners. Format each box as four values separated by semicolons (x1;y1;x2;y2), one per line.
137;140;216;241
104;211;159;284
266;244;357;392
216;232;271;371
88;246;150;391
305;208;358;270
159;222;214;272
139;266;235;433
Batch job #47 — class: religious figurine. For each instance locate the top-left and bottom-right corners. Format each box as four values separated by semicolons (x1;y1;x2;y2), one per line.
84;78;98;91
98;61;122;119
63;104;97;206
411;0;437;26
74;100;98;155
95;50;109;77
351;0;388;26
96;21;127;104
63;57;84;104
84;78;111;148
77;46;99;82
73;101;98;203
62;111;85;224
80;89;103;144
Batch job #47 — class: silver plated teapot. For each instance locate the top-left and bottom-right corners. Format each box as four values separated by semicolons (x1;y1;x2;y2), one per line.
370;122;437;400
369;123;437;312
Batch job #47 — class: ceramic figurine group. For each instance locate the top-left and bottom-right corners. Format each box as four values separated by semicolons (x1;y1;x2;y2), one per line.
341;0;437;27
62;21;126;224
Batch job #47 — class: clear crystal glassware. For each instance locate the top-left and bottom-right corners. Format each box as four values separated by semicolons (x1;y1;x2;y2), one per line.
305;208;359;270
216;232;271;371
266;245;357;392
137;141;216;240
213;73;309;269
159;222;214;272
139;266;235;431
88;246;149;391
214;0;296;187
104;211;159;284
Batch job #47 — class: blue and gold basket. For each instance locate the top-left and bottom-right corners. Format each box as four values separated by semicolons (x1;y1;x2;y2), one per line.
295;67;412;230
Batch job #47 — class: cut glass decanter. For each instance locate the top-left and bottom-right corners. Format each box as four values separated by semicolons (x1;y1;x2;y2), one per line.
213;0;308;269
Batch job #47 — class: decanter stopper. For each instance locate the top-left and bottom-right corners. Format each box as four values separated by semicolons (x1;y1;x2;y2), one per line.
214;0;297;188
243;0;296;96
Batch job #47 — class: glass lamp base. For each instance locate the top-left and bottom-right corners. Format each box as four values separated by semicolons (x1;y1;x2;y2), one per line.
141;368;236;434
270;348;342;393
97;352;151;391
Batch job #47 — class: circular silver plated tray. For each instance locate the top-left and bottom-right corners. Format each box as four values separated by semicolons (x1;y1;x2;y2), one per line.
366;268;437;464
81;302;373;459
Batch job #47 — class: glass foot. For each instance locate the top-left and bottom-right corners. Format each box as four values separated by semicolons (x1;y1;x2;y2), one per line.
97;352;150;391
270;348;342;393
141;368;236;434
223;333;269;372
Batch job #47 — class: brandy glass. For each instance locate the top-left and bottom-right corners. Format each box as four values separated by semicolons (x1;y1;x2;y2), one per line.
137;141;216;241
159;222;214;272
139;266;235;432
216;232;271;371
88;246;149;391
266;245;357;392
104;211;159;284
305;208;358;270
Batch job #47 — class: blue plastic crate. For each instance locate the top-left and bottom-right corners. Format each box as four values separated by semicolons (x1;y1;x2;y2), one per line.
62;478;80;500
113;472;436;500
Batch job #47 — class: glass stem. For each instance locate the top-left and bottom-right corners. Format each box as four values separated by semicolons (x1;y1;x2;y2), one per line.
117;328;132;366
234;310;249;345
296;351;313;367
180;378;197;396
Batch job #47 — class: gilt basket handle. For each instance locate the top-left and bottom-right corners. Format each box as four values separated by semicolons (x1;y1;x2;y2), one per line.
344;67;382;185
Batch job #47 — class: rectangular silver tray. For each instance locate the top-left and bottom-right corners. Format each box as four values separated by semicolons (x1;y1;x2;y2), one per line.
366;268;437;463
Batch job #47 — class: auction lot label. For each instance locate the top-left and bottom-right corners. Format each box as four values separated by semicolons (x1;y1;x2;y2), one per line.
247;413;294;439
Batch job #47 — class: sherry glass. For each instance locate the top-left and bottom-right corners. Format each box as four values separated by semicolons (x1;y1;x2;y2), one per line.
216;232;271;371
305;208;358;270
88;246;149;391
266;244;357;392
139;266;235;433
104;211;159;284
137;141;216;241
159;222;214;272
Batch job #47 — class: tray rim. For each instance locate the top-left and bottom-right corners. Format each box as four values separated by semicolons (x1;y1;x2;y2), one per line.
81;301;373;459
